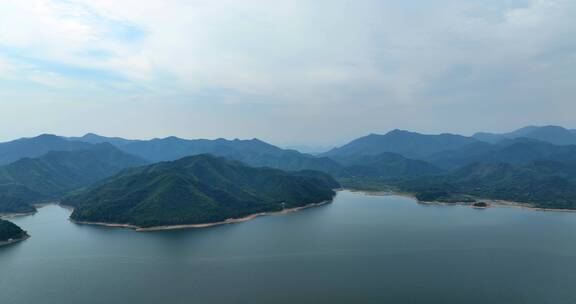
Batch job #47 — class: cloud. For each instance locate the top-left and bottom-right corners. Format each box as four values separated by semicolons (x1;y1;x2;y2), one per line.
1;1;385;97
0;0;575;144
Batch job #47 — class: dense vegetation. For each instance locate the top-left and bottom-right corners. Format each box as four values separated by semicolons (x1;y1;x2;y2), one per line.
0;219;28;243
66;154;339;228
0;144;147;214
425;139;576;169
392;161;576;208
0;184;42;214
324;126;576;209
3;125;576;217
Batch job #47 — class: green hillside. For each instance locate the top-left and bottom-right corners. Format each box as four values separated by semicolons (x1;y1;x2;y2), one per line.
395;161;576;209
0;144;147;214
66;154;339;228
0;219;28;243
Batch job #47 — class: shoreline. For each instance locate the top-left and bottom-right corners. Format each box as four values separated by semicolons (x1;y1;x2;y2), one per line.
0;234;30;247
0;202;62;219
0;211;37;218
344;188;576;213
71;200;331;232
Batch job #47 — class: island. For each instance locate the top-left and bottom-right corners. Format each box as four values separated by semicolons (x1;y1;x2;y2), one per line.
0;219;29;246
63;154;339;230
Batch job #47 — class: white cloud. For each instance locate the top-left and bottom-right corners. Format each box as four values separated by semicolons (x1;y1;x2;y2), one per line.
0;56;12;77
0;0;575;143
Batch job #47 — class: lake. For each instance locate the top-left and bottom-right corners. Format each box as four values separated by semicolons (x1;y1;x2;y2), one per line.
2;190;576;304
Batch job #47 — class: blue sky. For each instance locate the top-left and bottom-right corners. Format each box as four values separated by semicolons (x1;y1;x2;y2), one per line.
0;0;575;146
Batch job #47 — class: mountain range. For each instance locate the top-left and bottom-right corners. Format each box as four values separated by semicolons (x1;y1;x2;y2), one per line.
319;125;576;207
473;125;576;145
326;126;576;170
69;133;342;173
0;134;94;165
1;124;576;219
323;129;477;159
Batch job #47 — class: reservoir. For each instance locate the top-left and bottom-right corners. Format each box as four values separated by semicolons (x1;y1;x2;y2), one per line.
2;190;576;304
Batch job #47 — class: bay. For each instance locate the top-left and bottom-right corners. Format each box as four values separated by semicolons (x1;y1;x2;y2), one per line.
2;190;576;304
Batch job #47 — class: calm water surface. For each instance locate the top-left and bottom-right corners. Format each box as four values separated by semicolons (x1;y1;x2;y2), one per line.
2;190;576;304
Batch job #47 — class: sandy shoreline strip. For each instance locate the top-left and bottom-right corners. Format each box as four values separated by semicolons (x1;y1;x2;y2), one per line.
0;202;63;219
346;188;576;213
0;211;37;218
70;200;331;232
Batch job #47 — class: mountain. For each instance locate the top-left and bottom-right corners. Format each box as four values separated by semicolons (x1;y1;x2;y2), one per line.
517;126;576;145
0;143;147;214
473;126;576;145
324;129;478;159
68;134;342;173
472;132;508;144
65;154;339;228
0;184;42;214
283;145;333;155
69;133;136;146
72;134;282;161
0;143;147;197
396;161;576;209
333;152;443;178
0;219;28;244
426;139;576;169
0;134;95;165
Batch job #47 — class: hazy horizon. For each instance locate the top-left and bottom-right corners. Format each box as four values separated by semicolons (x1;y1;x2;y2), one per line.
1;124;574;151
1;0;575;146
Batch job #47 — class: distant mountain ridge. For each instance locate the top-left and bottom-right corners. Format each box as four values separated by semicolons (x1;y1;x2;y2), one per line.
473;126;576;145
323;129;478;159
0;134;94;165
68;134;342;174
69;133;448;179
69;133;137;146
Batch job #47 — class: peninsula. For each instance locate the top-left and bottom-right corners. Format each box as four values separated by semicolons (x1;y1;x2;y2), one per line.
0;219;29;246
63;154;339;229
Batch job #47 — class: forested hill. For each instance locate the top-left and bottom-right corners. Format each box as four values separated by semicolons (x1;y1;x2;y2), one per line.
0;143;147;214
394;161;576;209
0;219;28;243
66;154;339;228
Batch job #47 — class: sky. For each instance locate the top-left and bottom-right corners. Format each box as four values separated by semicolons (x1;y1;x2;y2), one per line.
0;0;575;147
